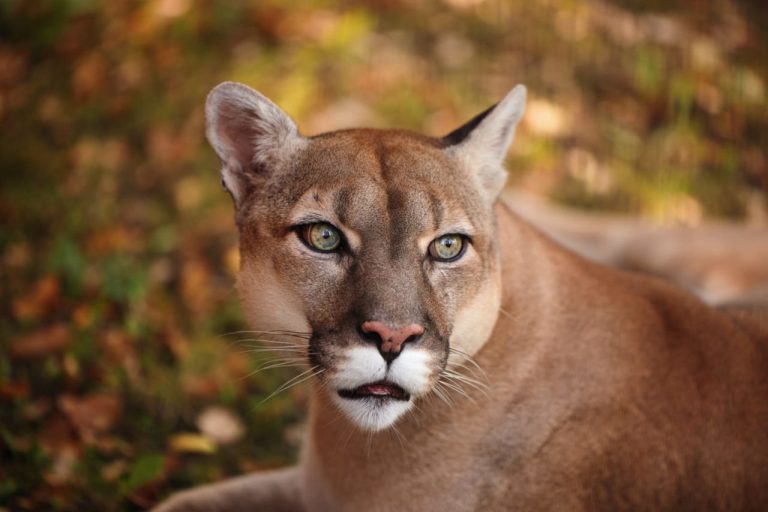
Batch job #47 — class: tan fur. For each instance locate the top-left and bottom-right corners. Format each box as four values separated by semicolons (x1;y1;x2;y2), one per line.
155;83;768;512
505;189;768;306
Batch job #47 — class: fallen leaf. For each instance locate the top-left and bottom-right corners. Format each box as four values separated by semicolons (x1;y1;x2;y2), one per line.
98;329;140;381
101;459;128;482
0;379;29;399
10;324;71;360
72;304;94;329
196;406;245;445
121;454;166;494
11;275;60;322
181;374;220;398
58;393;121;443
180;257;213;315
38;414;78;457
21;397;51;421
168;433;216;454
44;445;79;485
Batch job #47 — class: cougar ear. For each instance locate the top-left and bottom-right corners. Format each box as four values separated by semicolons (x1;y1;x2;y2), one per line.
443;85;526;201
205;82;306;207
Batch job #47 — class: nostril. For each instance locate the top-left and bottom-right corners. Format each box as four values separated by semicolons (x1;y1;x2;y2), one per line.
403;332;422;345
400;324;425;343
357;324;382;345
360;321;425;357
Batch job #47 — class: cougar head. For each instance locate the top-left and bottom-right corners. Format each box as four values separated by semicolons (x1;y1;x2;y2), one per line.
205;82;525;431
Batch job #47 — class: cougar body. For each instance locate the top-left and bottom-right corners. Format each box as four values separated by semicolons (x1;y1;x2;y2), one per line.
155;82;768;512
505;189;768;306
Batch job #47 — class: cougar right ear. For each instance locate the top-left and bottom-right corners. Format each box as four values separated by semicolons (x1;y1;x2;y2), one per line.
442;85;526;202
205;82;306;207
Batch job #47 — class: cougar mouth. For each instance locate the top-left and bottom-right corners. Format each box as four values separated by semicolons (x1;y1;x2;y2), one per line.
338;381;411;401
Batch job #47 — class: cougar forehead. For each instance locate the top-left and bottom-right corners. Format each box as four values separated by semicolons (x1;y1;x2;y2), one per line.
246;130;490;223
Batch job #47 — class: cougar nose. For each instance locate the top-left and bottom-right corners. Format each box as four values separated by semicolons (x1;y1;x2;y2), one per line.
360;321;425;362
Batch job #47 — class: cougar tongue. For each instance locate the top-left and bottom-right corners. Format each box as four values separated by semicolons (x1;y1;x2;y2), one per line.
360;383;402;397
340;381;409;400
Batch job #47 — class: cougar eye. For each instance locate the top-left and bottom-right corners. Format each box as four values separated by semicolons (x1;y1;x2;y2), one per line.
300;222;342;252
428;234;466;262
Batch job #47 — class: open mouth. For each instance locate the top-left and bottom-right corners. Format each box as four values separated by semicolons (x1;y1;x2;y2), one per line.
338;381;411;401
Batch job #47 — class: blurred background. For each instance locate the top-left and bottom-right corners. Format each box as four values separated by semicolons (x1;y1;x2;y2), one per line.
1;0;766;509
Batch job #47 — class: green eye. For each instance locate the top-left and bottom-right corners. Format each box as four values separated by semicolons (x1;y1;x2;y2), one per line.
301;223;342;252
429;234;466;261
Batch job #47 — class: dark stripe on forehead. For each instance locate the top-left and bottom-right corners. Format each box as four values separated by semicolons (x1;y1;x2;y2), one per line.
374;138;388;180
387;187;411;261
386;186;437;260
429;193;444;232
334;186;354;226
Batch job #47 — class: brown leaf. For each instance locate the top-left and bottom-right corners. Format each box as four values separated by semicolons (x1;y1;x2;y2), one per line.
86;226;141;256
98;329;136;364
72;304;94;329
72;52;108;98
21;398;52;421
101;459;128;482
162;326;190;360
98;329;139;379
44;445;79;485
10;324;71;360
181;374;219;399
11;275;60;322
0;379;29;399
58;393;121;444
180;258;213;315
38;414;78;457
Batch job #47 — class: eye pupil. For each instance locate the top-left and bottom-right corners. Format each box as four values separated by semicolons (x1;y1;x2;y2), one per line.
429;234;465;261
303;222;341;252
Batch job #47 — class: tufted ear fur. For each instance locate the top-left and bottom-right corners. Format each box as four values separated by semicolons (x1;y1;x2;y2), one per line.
443;85;526;201
205;82;306;207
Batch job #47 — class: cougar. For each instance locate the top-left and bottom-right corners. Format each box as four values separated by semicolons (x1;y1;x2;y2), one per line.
155;82;768;511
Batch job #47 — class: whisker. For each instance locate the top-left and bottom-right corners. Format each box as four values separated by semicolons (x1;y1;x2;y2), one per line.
432;383;455;407
230;337;307;347
498;307;514;320
442;369;489;390
442;375;489;399
439;378;476;404
342;419;357;450
254;357;308;365
221;329;312;339
390;424;406;450
260;366;323;404
240;357;310;380
240;347;307;354
448;347;488;379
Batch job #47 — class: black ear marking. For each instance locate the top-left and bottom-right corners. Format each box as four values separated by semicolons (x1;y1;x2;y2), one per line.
440;85;526;201
441;104;496;147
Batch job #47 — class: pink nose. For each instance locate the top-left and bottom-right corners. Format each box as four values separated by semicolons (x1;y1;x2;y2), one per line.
361;321;425;354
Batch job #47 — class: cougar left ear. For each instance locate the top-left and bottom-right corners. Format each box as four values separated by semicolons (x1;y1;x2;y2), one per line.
205;82;306;208
443;85;526;201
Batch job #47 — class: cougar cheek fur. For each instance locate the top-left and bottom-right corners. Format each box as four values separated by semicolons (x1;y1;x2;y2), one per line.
153;81;768;512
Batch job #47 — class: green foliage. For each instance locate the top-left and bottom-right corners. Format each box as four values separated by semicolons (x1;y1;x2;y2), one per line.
120;454;166;495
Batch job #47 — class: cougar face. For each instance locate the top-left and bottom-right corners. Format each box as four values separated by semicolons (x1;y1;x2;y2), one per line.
207;82;525;430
